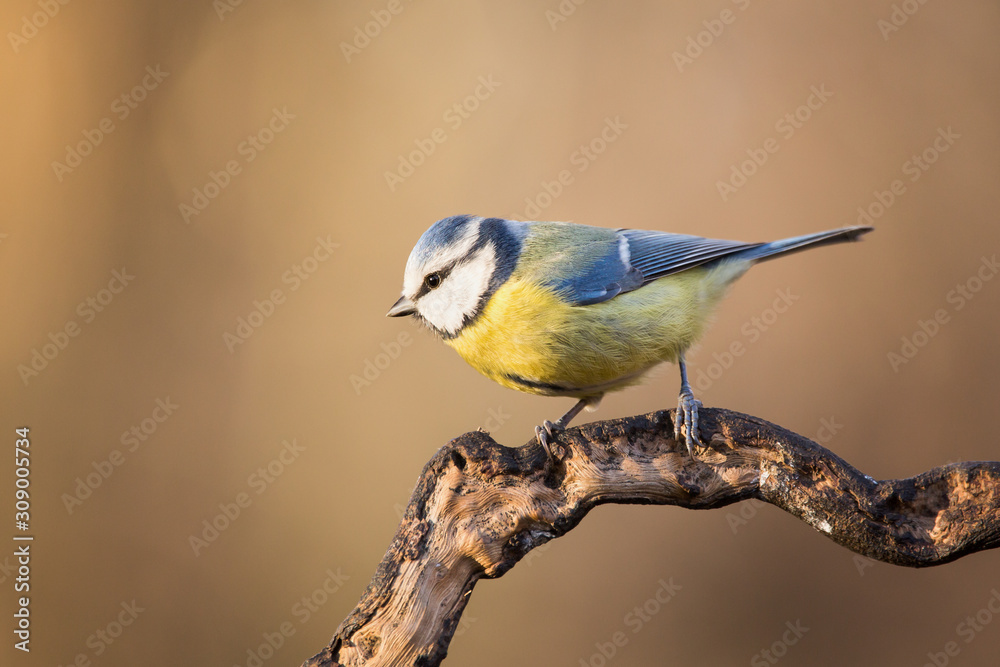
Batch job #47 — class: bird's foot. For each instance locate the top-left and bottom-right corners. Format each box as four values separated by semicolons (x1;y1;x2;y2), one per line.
674;390;703;459
535;420;565;460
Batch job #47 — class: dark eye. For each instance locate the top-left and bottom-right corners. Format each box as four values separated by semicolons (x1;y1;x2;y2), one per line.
424;272;442;289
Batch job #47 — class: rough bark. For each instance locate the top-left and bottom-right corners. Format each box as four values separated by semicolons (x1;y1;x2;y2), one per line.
302;407;1000;667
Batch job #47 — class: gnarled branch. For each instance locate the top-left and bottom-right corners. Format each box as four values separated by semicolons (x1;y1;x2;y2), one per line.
302;408;1000;667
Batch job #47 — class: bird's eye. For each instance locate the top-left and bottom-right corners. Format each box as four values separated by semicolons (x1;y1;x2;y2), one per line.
424;272;442;289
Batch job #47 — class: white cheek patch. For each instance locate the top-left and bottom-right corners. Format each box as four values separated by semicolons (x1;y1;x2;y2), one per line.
402;219;481;298
419;246;496;335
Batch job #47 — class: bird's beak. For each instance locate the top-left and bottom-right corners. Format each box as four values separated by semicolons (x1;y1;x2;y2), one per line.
386;295;416;317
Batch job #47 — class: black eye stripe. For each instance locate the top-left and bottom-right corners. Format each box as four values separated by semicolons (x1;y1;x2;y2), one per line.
415;264;454;299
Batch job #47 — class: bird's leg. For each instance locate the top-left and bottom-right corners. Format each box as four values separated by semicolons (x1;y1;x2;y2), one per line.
535;396;599;458
675;353;703;458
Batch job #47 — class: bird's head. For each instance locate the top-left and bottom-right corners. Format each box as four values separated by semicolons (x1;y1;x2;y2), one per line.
388;215;525;338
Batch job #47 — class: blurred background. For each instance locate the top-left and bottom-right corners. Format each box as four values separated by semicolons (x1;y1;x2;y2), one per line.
2;1;999;665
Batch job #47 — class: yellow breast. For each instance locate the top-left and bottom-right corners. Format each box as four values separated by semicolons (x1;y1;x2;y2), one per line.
445;268;728;398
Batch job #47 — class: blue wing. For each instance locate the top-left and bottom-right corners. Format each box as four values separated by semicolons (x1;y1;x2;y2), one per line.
521;220;870;307
513;221;640;306
534;225;760;306
619;229;762;286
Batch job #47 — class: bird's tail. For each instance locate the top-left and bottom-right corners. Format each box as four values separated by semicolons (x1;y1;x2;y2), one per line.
735;226;874;264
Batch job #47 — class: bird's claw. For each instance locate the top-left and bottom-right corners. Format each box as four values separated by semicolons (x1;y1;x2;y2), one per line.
535;420;564;459
675;390;703;459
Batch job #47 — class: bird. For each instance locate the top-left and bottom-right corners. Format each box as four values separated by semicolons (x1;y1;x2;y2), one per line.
387;215;872;458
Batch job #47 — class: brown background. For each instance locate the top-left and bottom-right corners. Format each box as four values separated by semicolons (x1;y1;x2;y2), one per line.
3;1;1000;666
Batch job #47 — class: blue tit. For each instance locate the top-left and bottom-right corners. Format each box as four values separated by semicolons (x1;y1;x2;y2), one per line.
388;215;872;457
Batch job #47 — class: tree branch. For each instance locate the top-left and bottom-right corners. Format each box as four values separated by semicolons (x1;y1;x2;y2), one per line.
301;407;1000;667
